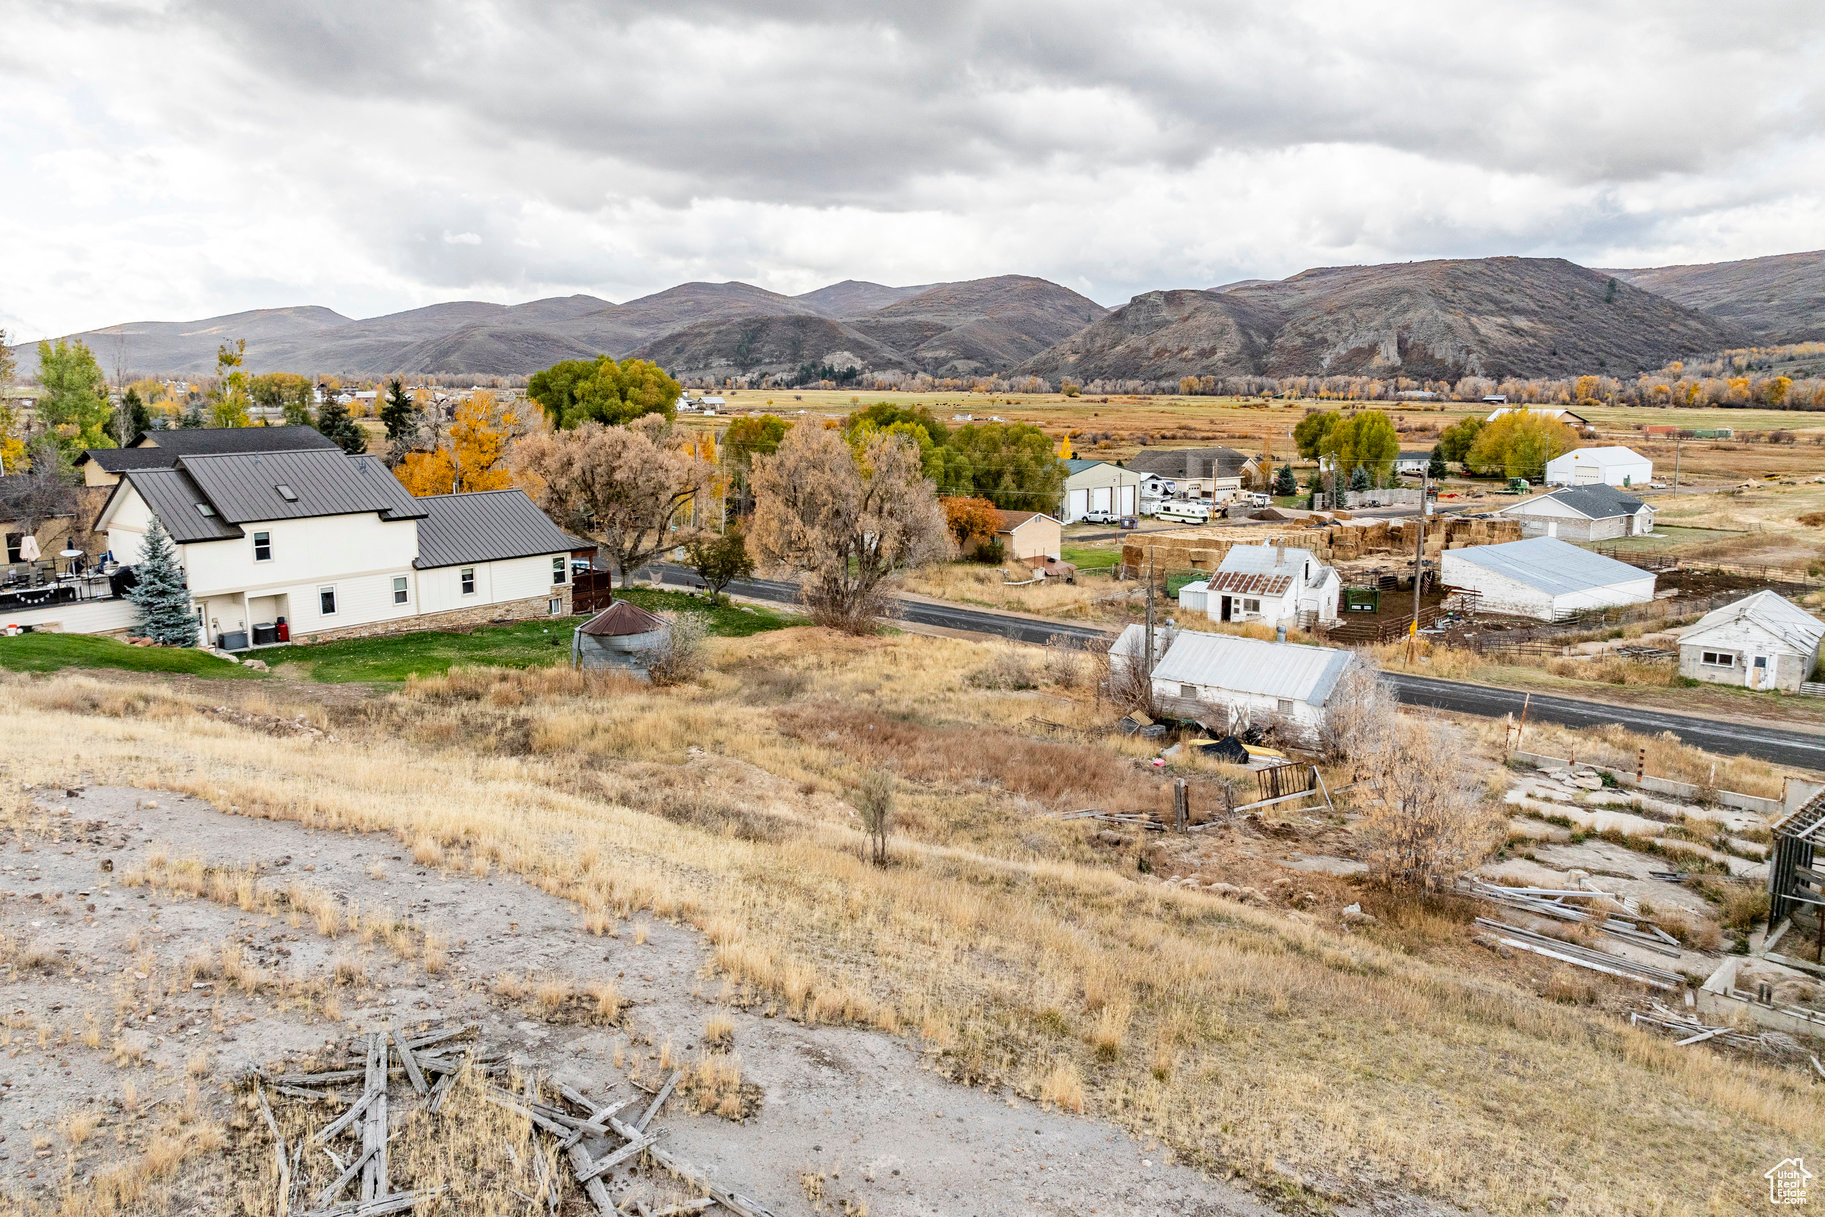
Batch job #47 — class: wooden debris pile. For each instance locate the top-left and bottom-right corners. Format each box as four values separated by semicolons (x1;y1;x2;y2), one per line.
245;1022;778;1217
1460;876;1682;957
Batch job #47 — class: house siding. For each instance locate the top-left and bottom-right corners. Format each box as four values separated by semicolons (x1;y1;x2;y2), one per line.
1678;620;1819;693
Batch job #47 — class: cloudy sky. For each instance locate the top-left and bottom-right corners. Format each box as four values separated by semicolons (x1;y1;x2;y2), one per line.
4;0;1822;339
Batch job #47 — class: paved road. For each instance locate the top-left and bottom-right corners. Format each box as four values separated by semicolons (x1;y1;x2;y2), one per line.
648;564;1825;770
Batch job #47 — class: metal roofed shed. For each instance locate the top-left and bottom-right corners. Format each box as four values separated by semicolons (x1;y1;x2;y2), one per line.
572;599;670;678
1439;536;1655;621
1677;590;1825;693
1148;629;1357;741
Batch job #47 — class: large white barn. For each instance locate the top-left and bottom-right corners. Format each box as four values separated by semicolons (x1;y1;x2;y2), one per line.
1439;537;1656;621
1545;446;1652;488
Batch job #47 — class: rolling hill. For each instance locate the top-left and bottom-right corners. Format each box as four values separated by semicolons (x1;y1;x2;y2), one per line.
1017;257;1747;383
1606;250;1825;342
11;250;1819;383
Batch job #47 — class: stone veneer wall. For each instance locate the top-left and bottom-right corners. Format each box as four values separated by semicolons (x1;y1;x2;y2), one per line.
290;586;571;644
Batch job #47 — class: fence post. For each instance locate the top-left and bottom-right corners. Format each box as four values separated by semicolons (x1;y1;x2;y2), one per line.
1174;778;1188;834
1637;747;1645;784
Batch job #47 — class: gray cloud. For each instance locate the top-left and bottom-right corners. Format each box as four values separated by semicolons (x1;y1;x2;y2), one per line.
1;0;1822;335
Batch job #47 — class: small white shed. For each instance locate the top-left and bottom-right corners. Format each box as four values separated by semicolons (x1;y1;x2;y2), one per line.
1545;446;1652;488
1439;537;1655;620
1677;591;1824;693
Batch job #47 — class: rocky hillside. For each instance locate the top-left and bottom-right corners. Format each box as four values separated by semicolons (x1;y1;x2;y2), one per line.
632;314;912;382
1018;257;1747;383
1607;250;1825;342
848;276;1109;378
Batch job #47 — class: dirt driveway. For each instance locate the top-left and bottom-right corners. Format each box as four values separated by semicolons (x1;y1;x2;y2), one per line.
2;786;1295;1216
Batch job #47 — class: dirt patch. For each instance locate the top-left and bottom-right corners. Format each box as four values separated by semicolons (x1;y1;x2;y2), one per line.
1;786;1282;1216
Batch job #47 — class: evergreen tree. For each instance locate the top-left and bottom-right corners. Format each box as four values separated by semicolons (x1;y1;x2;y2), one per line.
127;515;198;646
381;378;415;442
178;398;206;428
1348;464;1370;492
120;388;153;439
315;397;368;455
1272;462;1298;496
1428;444;1447;478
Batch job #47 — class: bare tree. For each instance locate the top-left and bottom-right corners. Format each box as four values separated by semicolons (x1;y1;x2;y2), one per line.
0;438;79;530
1358;721;1499;891
515;416;714;589
1318;657;1398;764
854;769;894;865
748;426;951;631
647;611;709;686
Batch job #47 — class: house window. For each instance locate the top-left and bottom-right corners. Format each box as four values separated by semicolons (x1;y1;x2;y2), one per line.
1180;683;1196;698
1700;651;1734;667
1277;698;1294;714
460;567;476;595
548;597;563;616
392;576;409;606
253;531;272;562
5;534;21;563
318;586;337;616
552;556;568;585
1243;598;1261;614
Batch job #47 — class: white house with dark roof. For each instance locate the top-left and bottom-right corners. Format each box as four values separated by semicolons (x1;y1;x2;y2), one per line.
1130;447;1258;510
75;425;341;486
90;433;580;648
1492;483;1655;541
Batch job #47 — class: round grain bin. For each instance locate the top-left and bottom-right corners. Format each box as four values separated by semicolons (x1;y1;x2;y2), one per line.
572;600;671;678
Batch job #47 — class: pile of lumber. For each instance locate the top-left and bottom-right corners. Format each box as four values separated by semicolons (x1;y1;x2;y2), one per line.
249;1022;777;1217
1460;877;1682;957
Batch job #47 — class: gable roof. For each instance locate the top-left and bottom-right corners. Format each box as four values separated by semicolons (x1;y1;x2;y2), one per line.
1151;629;1355;705
177;450;424;525
1549;445;1647;468
993;508;1058;532
1064;458;1127;476
1205;570;1294;596
1679;590;1825;656
1218;544;1320;576
412;489;580;570
79;426;338;470
1503;483;1648;520
1127;447;1253;480
1446;537;1652;596
117;468;246;542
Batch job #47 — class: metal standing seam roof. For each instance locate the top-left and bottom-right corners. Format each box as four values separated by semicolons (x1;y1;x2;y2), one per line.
1504;484;1647;521
577;600;668;637
1445;537;1653;597
119;467;245;542
1551;445;1648;468
411;489;582;570
79;425;339;468
173;451;425;525
1150;629;1356;706
1680;590;1825;656
1219;544;1319;576
1065;458;1124;475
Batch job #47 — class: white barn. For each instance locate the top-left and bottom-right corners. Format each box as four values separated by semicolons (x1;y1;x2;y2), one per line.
1439;537;1656;620
1677;591;1824;693
1143;628;1358;741
1545;445;1652;488
1059;459;1141;523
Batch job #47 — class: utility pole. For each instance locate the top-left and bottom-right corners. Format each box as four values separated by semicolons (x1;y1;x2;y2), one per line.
1672;432;1682;490
1144;545;1157;677
1408;468;1429;662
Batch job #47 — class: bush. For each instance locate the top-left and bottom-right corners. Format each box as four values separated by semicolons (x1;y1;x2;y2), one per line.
854;769;894;865
972;537;1007;566
647;612;709;686
971;644;1037;690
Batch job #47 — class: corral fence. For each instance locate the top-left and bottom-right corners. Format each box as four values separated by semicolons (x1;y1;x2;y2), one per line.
1588;547;1824;591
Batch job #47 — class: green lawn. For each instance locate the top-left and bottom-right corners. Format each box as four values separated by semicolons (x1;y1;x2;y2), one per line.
0;633;261;679
268;588;802;682
1061;545;1121;571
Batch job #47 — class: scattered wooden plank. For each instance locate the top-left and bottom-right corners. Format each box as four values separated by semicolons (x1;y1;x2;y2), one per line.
478;1089;573;1139
314;1091;376;1145
426;1072;456;1116
255;1080;288;1177
279;1068;367;1086
391;1030;428;1096
635;1071;682;1133
650;1201;714;1217
316;1145;378;1208
303;1186;443;1217
275;1084;338;1101
401;1024;477;1053
1675;1027;1725;1046
576;1133;659;1183
649;1147;780;1217
566;1143;617;1217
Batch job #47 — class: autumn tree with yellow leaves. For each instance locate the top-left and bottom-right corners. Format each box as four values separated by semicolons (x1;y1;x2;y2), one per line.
394;390;531;496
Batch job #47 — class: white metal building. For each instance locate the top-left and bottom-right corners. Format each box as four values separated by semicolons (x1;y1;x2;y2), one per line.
1677;591;1824;693
1439;537;1656;620
1060;459;1141;522
1544;445;1652;488
1148;629;1357;740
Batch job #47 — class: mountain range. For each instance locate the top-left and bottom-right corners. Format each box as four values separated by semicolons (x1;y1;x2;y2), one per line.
11;250;1821;385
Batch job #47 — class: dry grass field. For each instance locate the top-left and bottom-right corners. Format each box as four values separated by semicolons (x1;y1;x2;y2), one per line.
1;625;1819;1216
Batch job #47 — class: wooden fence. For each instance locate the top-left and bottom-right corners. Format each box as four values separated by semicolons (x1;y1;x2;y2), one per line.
571;571;616;615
